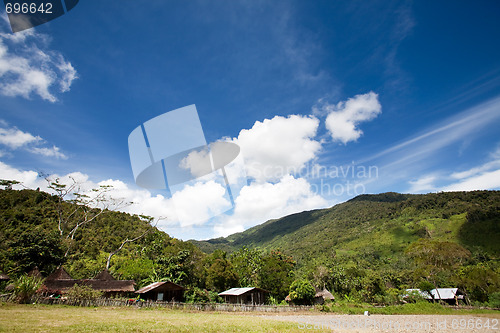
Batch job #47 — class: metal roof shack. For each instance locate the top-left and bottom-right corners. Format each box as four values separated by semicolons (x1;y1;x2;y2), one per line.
135;281;184;302
404;288;465;305
219;287;269;305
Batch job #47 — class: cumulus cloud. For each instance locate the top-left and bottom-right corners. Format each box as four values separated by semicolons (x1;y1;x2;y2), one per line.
213;175;327;237
0;126;41;148
0;19;77;102
318;92;381;144
0;122;67;159
233;115;321;182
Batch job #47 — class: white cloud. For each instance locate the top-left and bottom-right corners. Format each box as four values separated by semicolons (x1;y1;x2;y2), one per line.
233;115;321;182
0;160;42;188
319;92;381;144
0;123;67;159
408;175;437;193
214;175;327;237
0;21;77;102
29;145;68;159
442;169;500;192
0;126;41;148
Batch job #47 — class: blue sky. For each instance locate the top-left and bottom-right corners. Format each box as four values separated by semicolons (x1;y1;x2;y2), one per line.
1;1;500;240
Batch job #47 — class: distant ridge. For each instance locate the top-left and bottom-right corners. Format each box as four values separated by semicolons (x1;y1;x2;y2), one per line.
190;191;500;268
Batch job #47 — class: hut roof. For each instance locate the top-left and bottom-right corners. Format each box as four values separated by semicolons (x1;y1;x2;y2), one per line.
0;273;10;281
27;267;43;278
135;281;184;294
315;288;334;300
83;279;135;292
46;267;72;280
94;270;115;281
218;287;269;296
43;279;135;293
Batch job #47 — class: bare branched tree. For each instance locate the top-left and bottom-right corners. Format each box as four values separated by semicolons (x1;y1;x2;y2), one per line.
46;176;132;257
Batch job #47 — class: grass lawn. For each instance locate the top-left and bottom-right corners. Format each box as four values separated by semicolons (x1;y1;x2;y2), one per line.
0;303;329;332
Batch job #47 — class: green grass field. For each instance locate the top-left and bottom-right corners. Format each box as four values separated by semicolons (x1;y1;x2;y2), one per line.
0;304;328;332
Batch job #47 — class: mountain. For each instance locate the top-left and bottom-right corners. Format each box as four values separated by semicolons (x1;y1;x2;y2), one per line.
191;191;500;267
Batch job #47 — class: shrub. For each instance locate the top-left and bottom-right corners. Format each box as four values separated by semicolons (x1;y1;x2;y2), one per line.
66;284;102;301
184;287;222;303
11;274;43;304
489;292;500;308
289;280;315;305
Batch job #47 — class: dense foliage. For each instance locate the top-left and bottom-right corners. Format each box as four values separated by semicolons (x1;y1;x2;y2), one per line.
2;188;500;305
194;191;500;305
0;188;296;302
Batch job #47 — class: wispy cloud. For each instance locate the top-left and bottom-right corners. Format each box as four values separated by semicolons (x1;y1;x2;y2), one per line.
0;14;77;102
0;122;67;159
367;95;500;167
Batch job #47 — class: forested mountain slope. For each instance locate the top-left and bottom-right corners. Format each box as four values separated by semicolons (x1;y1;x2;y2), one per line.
192;191;500;266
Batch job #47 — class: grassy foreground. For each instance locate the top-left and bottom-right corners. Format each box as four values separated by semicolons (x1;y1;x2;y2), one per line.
0;303;327;333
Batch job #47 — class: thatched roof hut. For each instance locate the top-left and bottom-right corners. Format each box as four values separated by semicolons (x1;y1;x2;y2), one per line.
314;288;334;304
42;268;135;297
27;267;43;279
46;267;72;280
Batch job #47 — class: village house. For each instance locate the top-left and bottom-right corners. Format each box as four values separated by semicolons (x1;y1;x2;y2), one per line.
218;287;269;305
403;288;465;305
42;267;135;298
135;281;185;302
314;288;335;304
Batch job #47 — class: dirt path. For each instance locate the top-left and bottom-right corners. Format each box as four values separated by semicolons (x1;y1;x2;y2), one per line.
259;314;500;332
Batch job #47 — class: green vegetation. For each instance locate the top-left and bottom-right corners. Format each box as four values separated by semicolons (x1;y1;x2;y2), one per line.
66;284;103;301
1;186;500;307
9;275;43;304
193;191;500;305
289;280;315;305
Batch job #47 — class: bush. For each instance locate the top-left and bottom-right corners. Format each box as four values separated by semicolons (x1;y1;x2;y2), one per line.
11;274;43;304
66;284;102;301
184;287;222;303
489;292;500;308
289;280;315;305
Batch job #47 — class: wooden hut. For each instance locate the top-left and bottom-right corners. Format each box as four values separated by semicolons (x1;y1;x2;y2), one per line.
135;281;184;302
314;288;335;304
218;287;268;305
42;268;135;298
83;269;135;298
42;267;76;295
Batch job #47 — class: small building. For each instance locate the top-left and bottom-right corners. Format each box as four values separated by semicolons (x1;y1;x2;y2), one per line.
403;288;465;305
42;267;135;298
314;288;335;304
42;267;76;295
0;274;10;282
135;281;184;302
219;287;269;305
84;270;135;298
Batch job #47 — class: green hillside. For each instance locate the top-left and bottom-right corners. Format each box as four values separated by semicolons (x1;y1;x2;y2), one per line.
193;190;500;267
2;187;500;305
